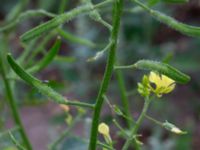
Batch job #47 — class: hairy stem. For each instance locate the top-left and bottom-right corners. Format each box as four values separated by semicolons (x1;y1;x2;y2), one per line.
115;70;133;128
88;0;124;150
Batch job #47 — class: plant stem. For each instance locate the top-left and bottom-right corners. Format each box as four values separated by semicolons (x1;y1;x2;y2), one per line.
9;131;26;150
0;36;32;150
114;64;136;70
113;119;128;138
145;114;163;126
122;96;151;150
0;126;20;138
97;141;114;150
88;0;124;150
93;0;114;9
115;70;133;128
49;113;83;150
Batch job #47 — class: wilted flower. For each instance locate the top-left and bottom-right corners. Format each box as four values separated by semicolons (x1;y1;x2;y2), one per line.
98;122;110;136
171;127;183;134
59;104;70;112
98;122;112;145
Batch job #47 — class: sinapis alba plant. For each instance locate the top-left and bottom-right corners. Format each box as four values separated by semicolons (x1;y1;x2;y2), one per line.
0;0;196;149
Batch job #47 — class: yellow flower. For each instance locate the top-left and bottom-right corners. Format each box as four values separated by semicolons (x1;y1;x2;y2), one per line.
148;71;175;97
98;123;109;136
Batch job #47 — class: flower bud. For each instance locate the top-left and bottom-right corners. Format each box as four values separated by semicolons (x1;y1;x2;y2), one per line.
163;121;187;135
98;123;110;136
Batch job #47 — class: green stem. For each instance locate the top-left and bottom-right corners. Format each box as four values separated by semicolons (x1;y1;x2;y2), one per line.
97;141;114;150
0;37;32;150
113;119;128;138
122;97;151;150
49;113;83;150
114;64;136;70
145;114;163;126
88;1;124;150
9;131;26;150
93;0;114;9
0;126;20;138
115;70;133;128
17;39;37;64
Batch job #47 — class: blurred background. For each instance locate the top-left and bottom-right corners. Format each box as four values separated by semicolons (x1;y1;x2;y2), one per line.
0;0;200;149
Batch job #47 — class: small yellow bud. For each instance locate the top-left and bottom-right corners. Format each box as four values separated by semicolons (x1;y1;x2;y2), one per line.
98;122;109;136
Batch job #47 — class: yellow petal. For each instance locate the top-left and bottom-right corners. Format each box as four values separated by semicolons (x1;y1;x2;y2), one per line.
163;84;175;94
149;71;161;84
148;71;176;97
161;74;175;87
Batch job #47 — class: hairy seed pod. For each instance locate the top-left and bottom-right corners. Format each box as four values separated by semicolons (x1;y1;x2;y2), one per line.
20;4;92;42
133;0;200;37
135;60;190;84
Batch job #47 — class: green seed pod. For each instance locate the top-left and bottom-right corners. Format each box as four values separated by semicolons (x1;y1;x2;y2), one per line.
133;0;200;37
20;4;92;42
134;60;190;84
7;54;67;103
7;54;94;109
151;10;200;37
27;37;61;73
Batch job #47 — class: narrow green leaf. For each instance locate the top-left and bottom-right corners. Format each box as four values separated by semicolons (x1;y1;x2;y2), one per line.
135;60;190;84
132;0;200;37
7;54;94;108
20;4;92;42
27;36;61;73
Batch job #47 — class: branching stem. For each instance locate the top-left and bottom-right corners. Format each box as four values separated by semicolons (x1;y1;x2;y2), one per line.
88;0;124;149
122;96;151;150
